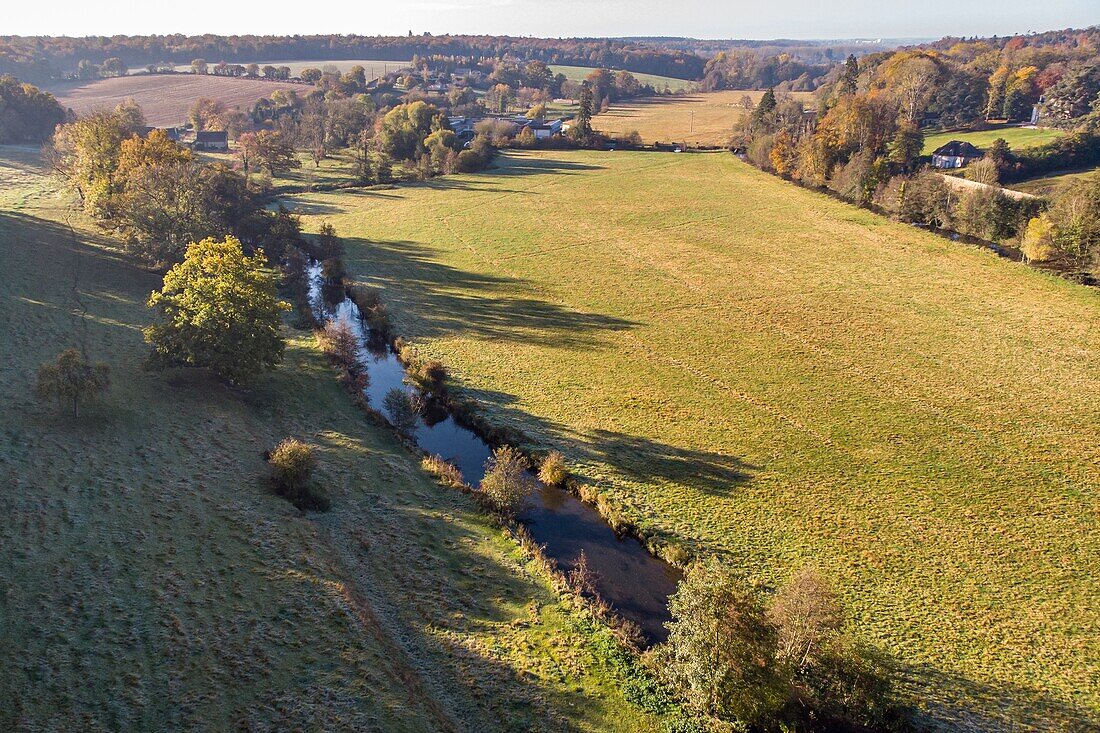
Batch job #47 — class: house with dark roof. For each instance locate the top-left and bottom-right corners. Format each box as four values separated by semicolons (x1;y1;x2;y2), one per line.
192;130;229;151
931;140;982;168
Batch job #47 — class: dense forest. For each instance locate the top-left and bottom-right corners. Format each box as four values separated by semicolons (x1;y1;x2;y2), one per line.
0;34;706;83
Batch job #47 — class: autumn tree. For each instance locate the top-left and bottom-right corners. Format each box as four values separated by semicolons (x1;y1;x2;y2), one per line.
189;97;228;131
236;130;300;176
35;348;110;417
113;130;212;264
0;75;66;144
144;236;289;385
190;59;208;75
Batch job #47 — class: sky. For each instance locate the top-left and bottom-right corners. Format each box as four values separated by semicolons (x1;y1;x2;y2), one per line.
4;0;1096;40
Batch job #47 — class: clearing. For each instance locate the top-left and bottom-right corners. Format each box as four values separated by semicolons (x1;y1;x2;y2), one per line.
284;149;1099;732
922;125;1065;155
45;75;301;126
0;144;677;732
549;65;697;93
591;90;814;146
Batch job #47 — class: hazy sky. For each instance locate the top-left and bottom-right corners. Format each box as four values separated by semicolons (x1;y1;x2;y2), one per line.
5;0;1097;39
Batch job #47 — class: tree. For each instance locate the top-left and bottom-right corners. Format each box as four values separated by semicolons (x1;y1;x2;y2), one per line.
237;130;300;176
751;87;777;130
1047;171;1100;276
575;81;595;140
35;348;110;417
768;568;843;676
189;97;227;131
0;75;66;144
144;236;289;385
378;101;438;160
887;122;923;171
660;559;787;727
113;130;212;265
191;59;208;75
479;446;532;516
47;110;132;213
113;98;146;131
841;54;859;95
1021;214;1056;263
383;387;419;435
268;437;328;510
100;57;127;77
245;63;260;78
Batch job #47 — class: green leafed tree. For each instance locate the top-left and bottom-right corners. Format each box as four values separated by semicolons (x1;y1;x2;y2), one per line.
660;559;788;727
144;236;290;385
35;348;110;417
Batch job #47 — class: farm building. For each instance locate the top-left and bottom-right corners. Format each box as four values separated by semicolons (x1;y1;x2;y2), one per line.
522;119;563;139
193;130;229;151
931;140;983;168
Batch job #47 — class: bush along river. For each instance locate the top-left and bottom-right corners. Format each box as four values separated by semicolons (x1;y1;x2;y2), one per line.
308;263;682;643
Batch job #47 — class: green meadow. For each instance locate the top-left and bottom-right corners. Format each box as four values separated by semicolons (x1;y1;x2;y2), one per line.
549;65;697;92
0;145;675;732
922;125;1065;155
285;149;1100;731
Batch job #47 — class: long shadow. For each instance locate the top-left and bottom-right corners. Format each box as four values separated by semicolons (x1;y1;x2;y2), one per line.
344;236;639;349
902;663;1100;732
451;384;755;497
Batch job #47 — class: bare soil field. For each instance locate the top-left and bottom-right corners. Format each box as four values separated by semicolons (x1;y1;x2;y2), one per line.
46;74;300;126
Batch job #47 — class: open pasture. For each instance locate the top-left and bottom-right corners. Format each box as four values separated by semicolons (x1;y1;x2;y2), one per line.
285;149;1100;731
922;125;1066;155
549;64;697;92
591;89;814;146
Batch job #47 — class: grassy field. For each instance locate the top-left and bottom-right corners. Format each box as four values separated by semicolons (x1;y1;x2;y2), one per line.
0;145;679;732
284;150;1100;732
549;65;697;93
1008;166;1100;197
922;125;1065;155
592;90;814;146
44;75;301;126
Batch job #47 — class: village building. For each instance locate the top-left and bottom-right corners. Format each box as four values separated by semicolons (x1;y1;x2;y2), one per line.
931;140;982;168
192;130;229;151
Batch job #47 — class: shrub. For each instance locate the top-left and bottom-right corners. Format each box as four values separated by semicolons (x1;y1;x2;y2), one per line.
537;450;568;487
479;446;533;516
269;438;329;511
421;454;466;489
35;348;111;417
320;320;360;366
408;358;446;393
383;387;419;435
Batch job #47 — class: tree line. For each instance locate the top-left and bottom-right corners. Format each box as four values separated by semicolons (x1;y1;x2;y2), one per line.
0;34;705;85
734;36;1100;281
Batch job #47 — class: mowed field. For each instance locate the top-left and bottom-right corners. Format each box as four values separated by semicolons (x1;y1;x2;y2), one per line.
592;90;815;146
45;75;300;126
922;125;1065;155
0;146;675;732
549;65;697;93
285;150;1100;731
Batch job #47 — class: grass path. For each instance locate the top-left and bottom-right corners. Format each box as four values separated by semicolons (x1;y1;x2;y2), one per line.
285;149;1099;731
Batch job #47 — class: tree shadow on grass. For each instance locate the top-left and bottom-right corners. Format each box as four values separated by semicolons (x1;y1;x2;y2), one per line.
900;663;1100;732
344;236;639;349
451;385;755;497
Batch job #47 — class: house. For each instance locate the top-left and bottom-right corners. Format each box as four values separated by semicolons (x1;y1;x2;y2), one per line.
522;119;563;139
192;130;229;151
931;140;982;169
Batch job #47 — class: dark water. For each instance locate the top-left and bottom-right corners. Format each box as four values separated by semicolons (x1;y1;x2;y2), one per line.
308;264;681;642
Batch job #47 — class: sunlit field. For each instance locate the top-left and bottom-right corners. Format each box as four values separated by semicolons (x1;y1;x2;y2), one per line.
286;149;1100;731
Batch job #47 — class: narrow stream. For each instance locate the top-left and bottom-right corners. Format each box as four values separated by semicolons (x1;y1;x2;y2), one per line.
308;263;682;643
